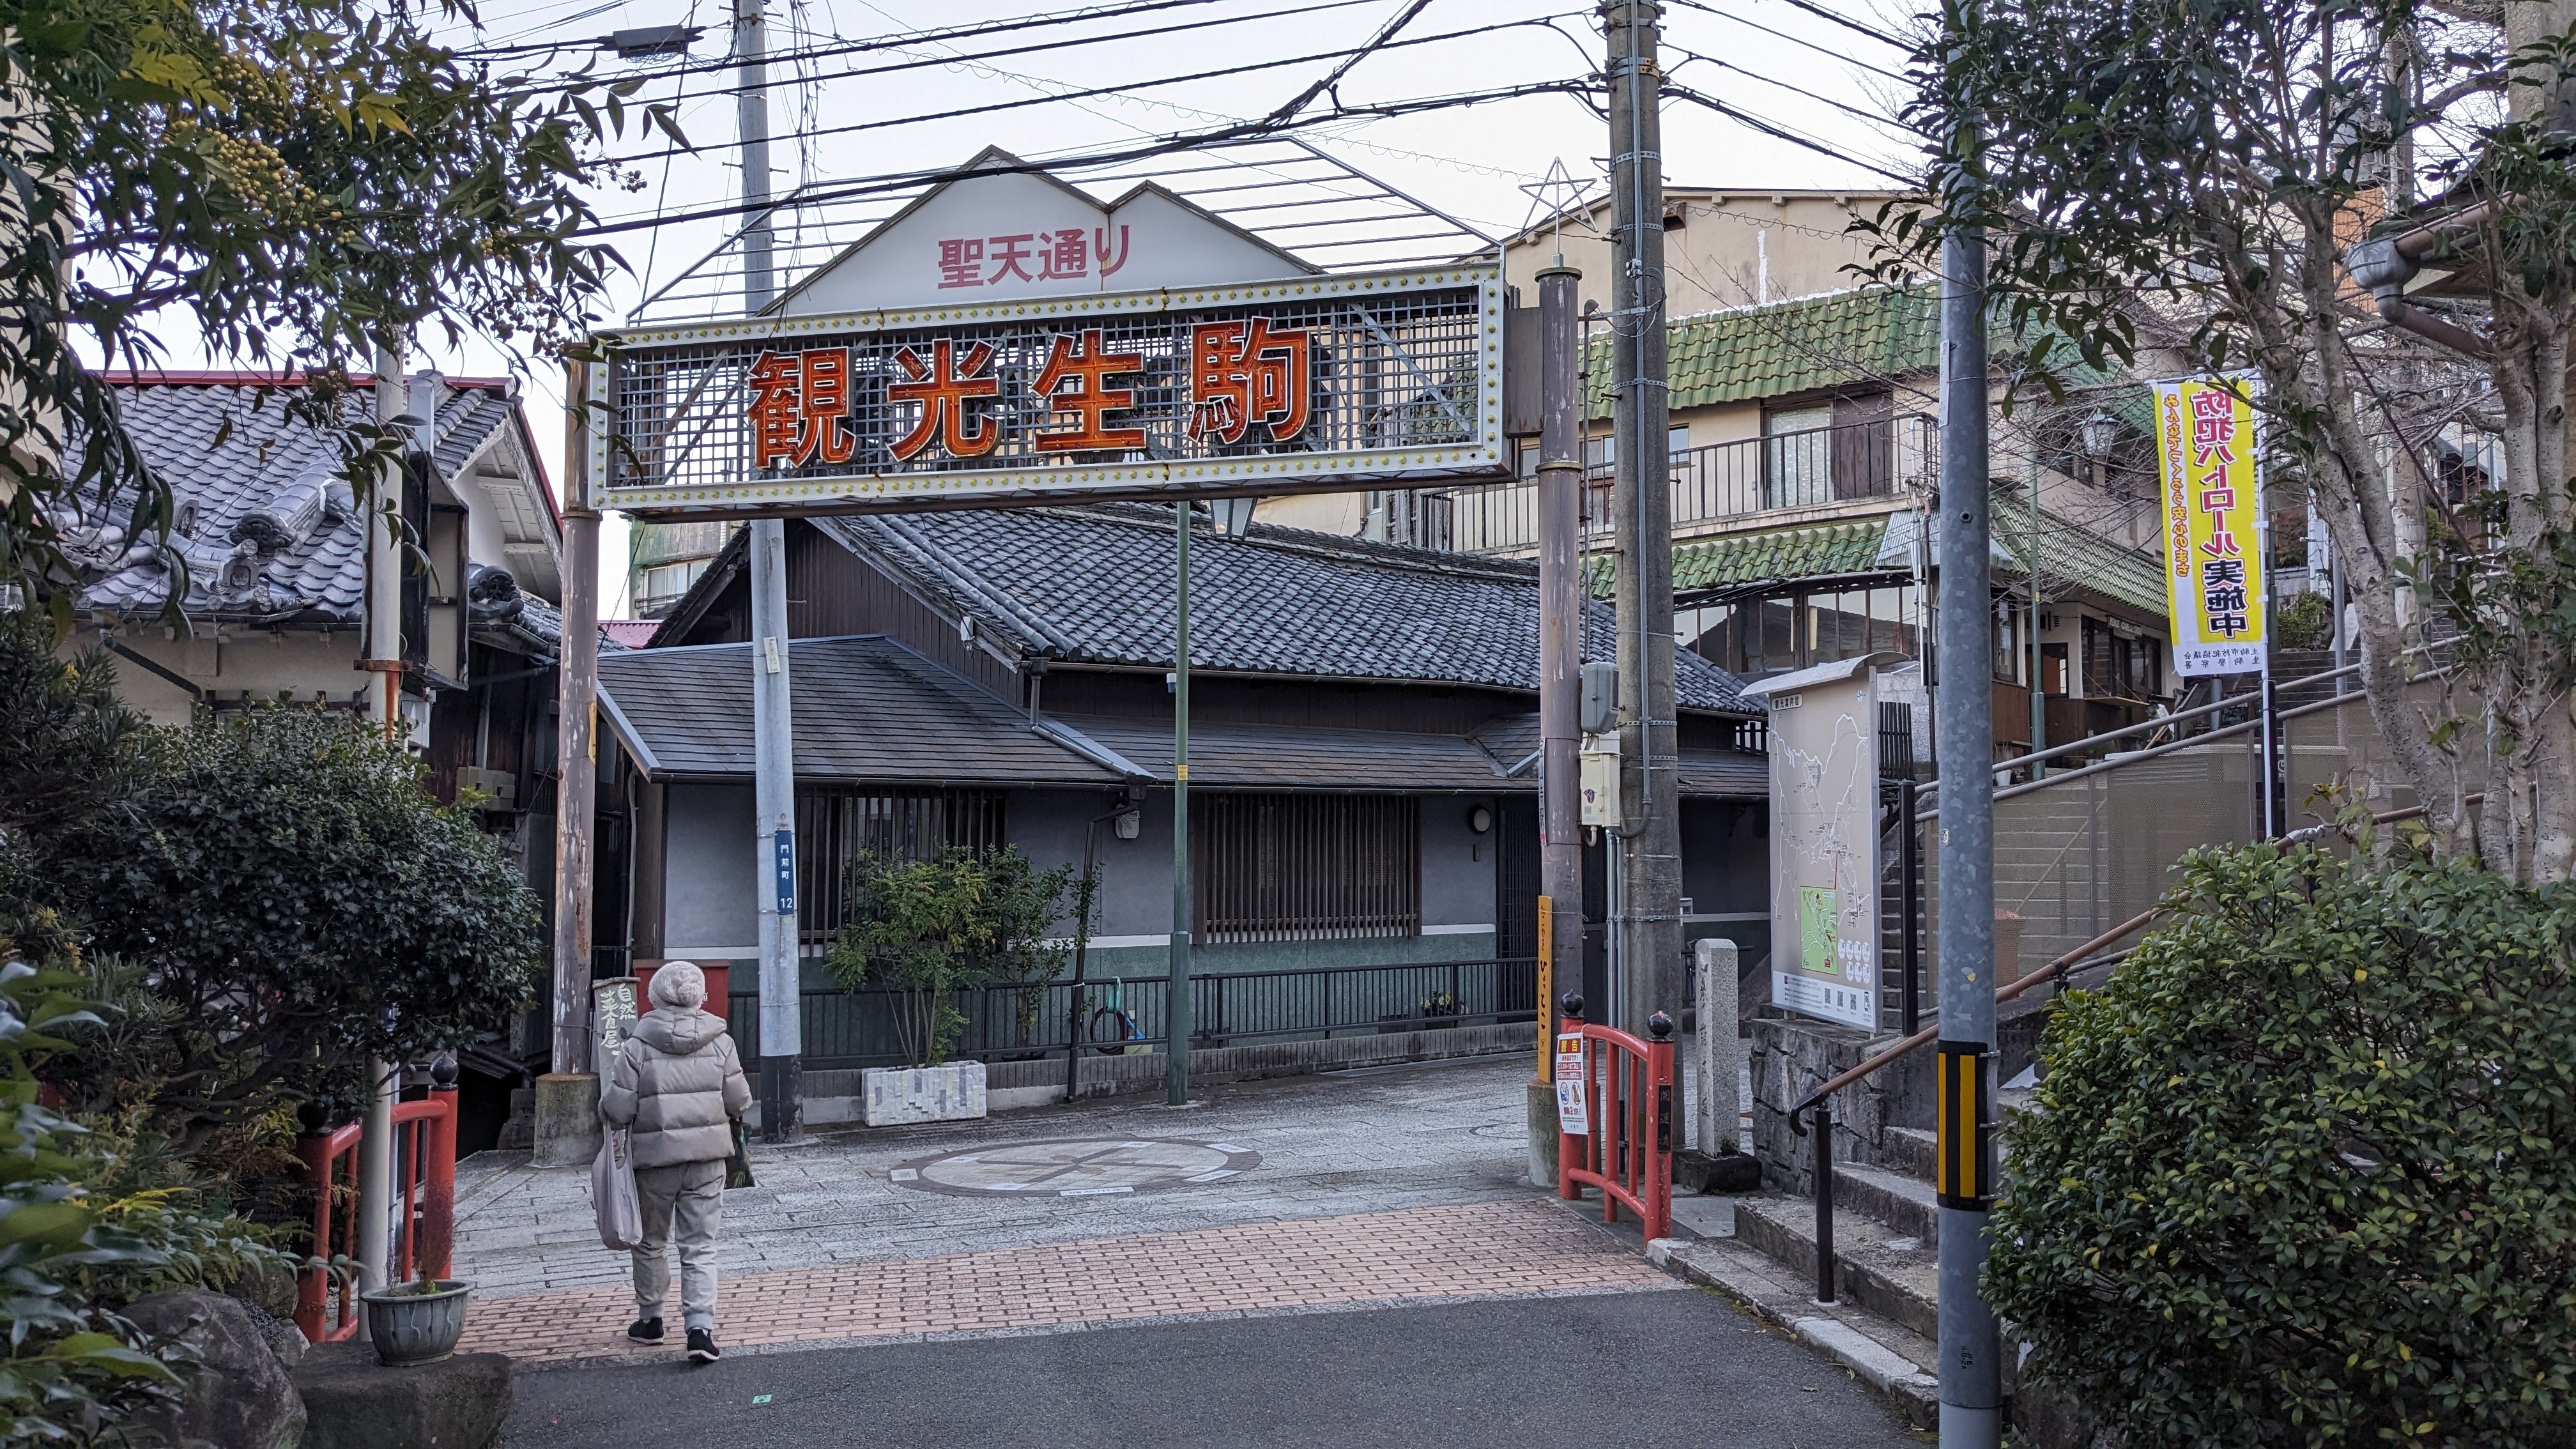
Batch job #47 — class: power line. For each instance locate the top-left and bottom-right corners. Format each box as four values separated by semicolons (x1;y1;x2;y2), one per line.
1673;0;1909;50
601;13;1576;167
572;79;1597;239
623;0;1388;111
491;0;1273;90
1659;81;1919;186
1666;45;1924;138
1266;0;1435;124
1690;7;1908;82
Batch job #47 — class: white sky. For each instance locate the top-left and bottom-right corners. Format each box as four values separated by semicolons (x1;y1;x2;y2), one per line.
164;0;1920;616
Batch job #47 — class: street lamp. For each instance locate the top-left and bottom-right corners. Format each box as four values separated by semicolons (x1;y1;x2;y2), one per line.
2079;408;2118;459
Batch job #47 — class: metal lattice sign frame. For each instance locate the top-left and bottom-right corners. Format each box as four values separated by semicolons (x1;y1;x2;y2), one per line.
581;265;1506;519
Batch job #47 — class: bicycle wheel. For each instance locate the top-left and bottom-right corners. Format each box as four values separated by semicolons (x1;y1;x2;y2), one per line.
1086;1007;1135;1055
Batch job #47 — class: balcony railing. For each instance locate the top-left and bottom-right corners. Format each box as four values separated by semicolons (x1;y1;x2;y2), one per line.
1436;414;1938;555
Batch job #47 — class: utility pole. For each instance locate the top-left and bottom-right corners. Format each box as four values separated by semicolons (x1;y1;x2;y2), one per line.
735;0;801;1142
1933;196;2005;1449
356;348;406;1315
539;356;606;1167
1167;503;1193;1106
1604;0;1681;1034
1531;255;1583;1181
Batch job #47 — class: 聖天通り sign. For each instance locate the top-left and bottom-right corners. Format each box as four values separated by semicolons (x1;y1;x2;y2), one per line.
583;266;1505;518
2152;374;2267;677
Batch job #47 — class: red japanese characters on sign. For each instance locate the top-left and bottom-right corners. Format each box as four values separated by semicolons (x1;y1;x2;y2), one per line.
747;347;857;470
1032;328;1146;453
1187;318;1311;445
888;339;1001;462
937;224;1133;290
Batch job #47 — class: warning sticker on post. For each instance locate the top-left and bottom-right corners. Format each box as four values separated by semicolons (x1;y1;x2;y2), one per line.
1554;1034;1589;1135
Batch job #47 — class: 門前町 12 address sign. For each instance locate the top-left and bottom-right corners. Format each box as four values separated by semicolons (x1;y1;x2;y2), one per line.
583;265;1506;519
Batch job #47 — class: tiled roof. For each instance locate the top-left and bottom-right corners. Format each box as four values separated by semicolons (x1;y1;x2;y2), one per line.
600;635;1118;786
1642;518;1895;599
66;378;520;622
808;505;1756;715
1993;492;2168;618
1591;285;1942;416
1050;714;1523;793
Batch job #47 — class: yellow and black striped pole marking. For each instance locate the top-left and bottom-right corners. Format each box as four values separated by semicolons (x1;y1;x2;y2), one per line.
1935;1039;1993;1210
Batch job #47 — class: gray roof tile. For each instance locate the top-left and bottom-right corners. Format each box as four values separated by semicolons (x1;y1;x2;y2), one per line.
65;378;518;622
809;505;1756;714
601;634;1117;786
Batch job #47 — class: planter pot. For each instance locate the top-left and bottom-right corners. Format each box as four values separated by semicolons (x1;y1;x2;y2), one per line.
359;1281;470;1367
862;1061;987;1126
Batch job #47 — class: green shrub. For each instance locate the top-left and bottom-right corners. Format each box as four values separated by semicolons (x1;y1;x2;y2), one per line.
826;847;1073;1067
1989;843;2576;1447
2274;588;2333;650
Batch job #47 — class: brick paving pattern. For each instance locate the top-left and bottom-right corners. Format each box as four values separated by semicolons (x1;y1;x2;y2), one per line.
463;1199;1675;1366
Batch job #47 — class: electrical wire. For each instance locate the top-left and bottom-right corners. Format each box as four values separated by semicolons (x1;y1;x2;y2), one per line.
1660;81;1919;185
1665;45;1925;138
1266;0;1435;124
1671;0;1907;51
599;13;1579;166
1692;6;1908;82
489;0;1292;88
615;0;1388;110
572;79;1598;238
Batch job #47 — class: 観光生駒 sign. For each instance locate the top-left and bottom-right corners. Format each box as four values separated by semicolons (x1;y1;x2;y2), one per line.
2152;375;2268;677
586;266;1505;518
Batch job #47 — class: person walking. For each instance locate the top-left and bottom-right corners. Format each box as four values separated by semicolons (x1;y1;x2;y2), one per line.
600;961;751;1363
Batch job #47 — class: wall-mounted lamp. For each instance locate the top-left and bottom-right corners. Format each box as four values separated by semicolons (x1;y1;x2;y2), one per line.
1468;805;1493;834
2080;408;2119;459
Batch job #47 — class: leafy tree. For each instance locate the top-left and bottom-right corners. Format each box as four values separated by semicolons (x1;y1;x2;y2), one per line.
1876;0;2576;878
2;0;674;617
976;849;1078;1048
24;703;542;1149
0;612;145;832
1989;840;2576;1446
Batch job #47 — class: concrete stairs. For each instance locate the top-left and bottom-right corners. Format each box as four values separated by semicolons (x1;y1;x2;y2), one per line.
1651;1091;2035;1430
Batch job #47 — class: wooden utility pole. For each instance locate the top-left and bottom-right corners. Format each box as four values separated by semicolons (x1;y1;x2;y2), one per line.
1530;254;1583;1181
538;356;606;1167
1604;0;1682;1033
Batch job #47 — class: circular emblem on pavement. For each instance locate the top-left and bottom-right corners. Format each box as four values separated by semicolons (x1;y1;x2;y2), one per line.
887;1137;1262;1199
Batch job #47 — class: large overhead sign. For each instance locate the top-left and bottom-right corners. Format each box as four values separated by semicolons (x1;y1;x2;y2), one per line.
584;266;1505;518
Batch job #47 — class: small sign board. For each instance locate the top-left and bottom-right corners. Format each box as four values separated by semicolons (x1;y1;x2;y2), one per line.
1554;1032;1589;1135
592;977;641;1075
772;828;797;916
1744;658;1885;1031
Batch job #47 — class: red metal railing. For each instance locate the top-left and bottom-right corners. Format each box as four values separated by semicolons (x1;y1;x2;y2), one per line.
1555;997;1675;1243
296;1069;459;1345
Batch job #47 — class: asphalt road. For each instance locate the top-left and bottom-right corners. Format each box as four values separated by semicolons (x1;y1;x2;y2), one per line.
503;1288;1927;1448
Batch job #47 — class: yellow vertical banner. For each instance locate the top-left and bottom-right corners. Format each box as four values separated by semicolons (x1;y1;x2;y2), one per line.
2152;375;2267;676
1535;895;1554;1081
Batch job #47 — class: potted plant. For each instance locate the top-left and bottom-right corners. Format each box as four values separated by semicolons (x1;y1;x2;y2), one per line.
829;850;996;1126
359;1260;471;1367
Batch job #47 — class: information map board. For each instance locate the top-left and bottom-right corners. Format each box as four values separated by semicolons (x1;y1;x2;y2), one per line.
582;266;1506;519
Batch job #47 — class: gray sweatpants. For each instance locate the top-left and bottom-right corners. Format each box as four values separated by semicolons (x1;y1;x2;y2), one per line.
632;1158;726;1331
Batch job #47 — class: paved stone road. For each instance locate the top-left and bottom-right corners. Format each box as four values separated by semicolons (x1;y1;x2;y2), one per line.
502;1290;1928;1448
455;1054;1547;1300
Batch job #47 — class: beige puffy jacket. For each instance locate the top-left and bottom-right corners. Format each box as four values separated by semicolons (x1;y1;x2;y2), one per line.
600;983;753;1169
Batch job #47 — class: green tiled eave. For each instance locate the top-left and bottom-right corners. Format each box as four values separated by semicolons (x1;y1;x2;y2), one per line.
1584;518;1892;598
1993;491;2168;619
1587;285;1942;417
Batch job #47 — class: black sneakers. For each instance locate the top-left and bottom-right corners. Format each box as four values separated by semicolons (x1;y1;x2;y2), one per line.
686;1328;721;1363
626;1317;664;1344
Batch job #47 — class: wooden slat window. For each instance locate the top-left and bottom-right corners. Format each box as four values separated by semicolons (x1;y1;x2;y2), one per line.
1194;794;1420;943
797;789;1006;944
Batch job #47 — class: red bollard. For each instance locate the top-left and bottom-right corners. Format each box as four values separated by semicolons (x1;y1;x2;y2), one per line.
424;1053;459;1283
295;1131;332;1344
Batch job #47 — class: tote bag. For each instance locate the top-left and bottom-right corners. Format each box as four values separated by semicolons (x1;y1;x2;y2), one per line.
592;1124;643;1250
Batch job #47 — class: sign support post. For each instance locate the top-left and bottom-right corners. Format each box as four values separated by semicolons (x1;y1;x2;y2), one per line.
1167;504;1193;1106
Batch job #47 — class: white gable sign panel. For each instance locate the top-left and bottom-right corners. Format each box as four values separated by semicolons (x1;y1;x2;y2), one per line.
588;264;1505;519
773;164;1318;316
